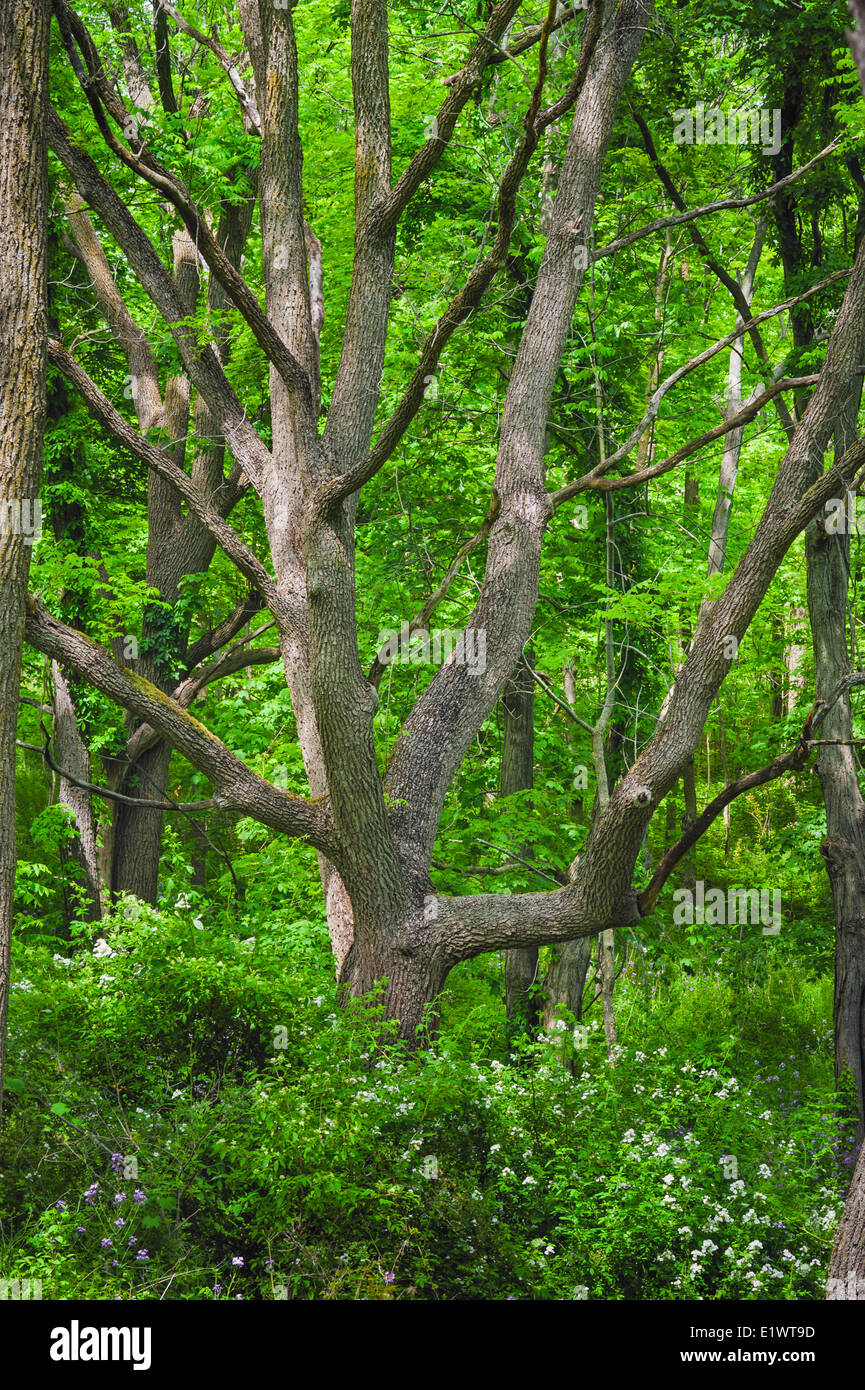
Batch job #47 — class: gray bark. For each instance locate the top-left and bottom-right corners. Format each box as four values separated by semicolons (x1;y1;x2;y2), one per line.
0;0;50;1115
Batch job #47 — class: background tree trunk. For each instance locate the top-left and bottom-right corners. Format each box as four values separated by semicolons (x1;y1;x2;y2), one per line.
502;651;540;1043
807;403;865;1148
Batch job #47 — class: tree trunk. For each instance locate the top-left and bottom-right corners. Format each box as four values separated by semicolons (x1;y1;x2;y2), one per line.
828;1140;865;1298
111;740;173;902
502;652;540;1041
0;0;49;1116
807;427;865;1146
338;926;448;1046
52;662;105;920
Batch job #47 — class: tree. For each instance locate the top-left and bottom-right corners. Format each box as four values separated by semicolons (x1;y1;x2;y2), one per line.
0;0;50;1115
16;0;865;1061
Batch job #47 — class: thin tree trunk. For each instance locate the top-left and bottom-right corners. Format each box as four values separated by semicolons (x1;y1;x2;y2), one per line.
52;662;105;920
808;383;865;1154
502;651;539;1042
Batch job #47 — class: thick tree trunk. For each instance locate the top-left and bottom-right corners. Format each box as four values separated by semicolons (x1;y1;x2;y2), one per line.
502;652;540;1041
807;426;865;1146
338;925;448;1046
111;740;173;902
828;1140;865;1298
0;0;49;1115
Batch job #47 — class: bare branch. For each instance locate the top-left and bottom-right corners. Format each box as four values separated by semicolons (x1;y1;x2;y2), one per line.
184;595;267;670
550;271;852;506
52;0;313;411
630;106;795;438
593;140;843;262
157;1;261;133
17;736;218;812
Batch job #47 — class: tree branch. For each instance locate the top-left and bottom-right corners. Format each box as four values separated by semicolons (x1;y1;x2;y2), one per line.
630;105;795;438
550;272;852;506
47;105;273;494
23;598;335;855
52;0;313;412
157;1;261;134
46;339;302;639
593;140;843;262
318;0;603;502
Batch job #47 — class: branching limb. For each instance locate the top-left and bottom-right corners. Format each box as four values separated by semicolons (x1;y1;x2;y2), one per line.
593;141;843;262
52;0;313;411
47;106;273;493
125;644;281;765
47;339;301;638
630;106;795;438
16;737;218;812
550;375;822;506
183;596;267;671
23;598;335;855
550;273;851;506
157;1;261;133
61;188;163;432
319;0;603;500
637;672;865;913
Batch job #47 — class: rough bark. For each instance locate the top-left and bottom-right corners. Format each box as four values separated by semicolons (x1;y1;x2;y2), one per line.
0;0;50;1115
808;479;865;1145
828;1140;865;1298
